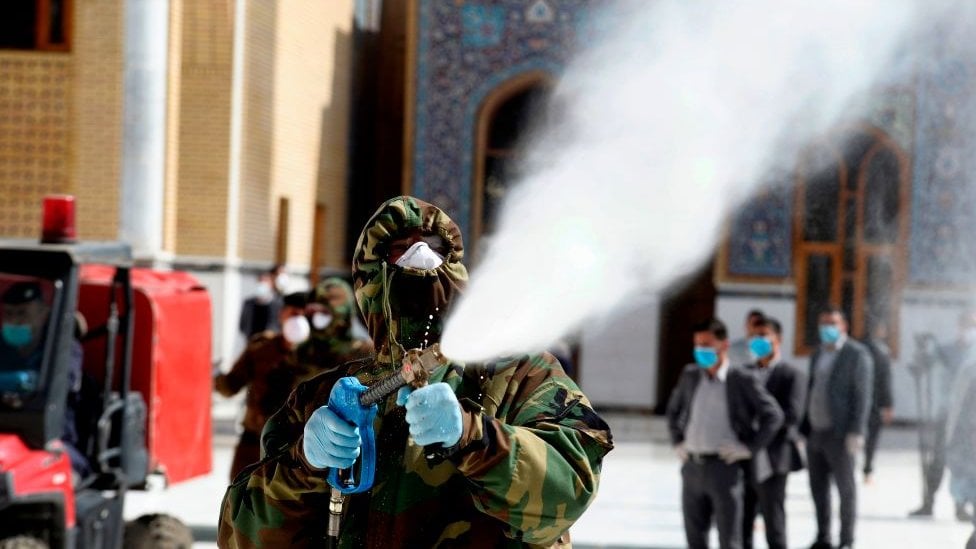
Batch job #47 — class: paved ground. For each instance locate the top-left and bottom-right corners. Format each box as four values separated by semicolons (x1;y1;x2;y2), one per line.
125;404;974;548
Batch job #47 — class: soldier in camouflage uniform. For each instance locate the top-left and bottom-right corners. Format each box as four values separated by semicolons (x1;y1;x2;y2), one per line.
217;196;613;548
297;277;374;379
216;292;310;481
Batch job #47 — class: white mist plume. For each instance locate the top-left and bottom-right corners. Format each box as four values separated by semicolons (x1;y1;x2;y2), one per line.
441;0;930;362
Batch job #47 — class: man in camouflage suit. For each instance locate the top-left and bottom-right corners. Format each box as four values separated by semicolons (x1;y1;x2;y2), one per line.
297;277;374;378
218;196;613;548
216;292;311;481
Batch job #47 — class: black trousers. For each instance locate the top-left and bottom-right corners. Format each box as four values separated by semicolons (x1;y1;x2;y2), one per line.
921;419;948;505
864;412;883;475
682;456;745;549
743;471;788;549
807;430;858;546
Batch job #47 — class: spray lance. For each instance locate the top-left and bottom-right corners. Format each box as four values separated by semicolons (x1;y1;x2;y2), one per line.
325;344;449;545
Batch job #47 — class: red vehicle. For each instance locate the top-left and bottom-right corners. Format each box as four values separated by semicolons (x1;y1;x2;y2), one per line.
0;197;212;548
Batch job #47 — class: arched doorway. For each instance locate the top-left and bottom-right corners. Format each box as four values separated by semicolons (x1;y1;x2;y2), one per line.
472;72;553;250
794;125;911;355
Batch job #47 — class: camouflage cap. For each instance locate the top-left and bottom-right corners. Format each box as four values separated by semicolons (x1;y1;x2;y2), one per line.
309;277;354;312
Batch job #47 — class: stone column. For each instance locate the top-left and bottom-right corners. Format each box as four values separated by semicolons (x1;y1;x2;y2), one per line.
119;0;169;262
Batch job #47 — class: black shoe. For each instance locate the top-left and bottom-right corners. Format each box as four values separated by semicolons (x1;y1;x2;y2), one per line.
838;545;853;549
957;502;973;522
809;542;833;549
909;504;933;517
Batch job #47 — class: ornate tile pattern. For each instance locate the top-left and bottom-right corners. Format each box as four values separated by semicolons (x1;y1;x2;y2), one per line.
0;55;71;238
909;22;976;285
726;186;794;278
723;85;916;281
412;0;597;243
415;2;975;285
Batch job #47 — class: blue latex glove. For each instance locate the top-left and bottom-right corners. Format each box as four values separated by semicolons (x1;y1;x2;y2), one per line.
401;382;463;448
396;386;411;406
302;405;362;469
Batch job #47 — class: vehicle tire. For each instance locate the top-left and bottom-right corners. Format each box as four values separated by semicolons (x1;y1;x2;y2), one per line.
0;536;49;549
123;514;194;549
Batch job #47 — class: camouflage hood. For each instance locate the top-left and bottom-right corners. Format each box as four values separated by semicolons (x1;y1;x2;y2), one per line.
296;276;374;376
352;196;467;364
308;276;356;337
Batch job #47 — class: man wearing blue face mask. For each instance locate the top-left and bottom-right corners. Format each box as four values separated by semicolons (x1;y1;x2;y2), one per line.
741;315;807;549
667;318;784;549
801;306;874;549
0;282;50;375
728;309;766;366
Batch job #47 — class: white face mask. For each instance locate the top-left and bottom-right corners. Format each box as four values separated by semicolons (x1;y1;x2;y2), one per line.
254;282;274;304
282;315;310;345
275;273;290;293
311;312;333;331
395;241;444;270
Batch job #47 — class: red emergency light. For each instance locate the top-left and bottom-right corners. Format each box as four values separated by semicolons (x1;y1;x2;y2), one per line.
41;194;77;244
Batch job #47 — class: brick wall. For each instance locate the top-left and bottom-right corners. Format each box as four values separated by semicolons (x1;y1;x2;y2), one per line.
173;0;235;257
0;52;72;238
0;0;355;269
238;0;355;269
73;0;125;240
271;0;355;269
237;0;277;263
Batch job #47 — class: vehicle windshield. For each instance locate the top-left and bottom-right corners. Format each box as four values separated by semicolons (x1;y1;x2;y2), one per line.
0;274;57;402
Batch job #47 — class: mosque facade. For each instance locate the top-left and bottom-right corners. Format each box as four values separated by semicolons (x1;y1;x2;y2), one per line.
388;0;976;417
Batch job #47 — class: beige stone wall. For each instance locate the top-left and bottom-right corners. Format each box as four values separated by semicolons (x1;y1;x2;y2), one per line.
307;1;355;269
0;2;124;242
0;0;355;270
173;0;235;257
0;52;72;238
163;0;184;253
237;0;277;263
238;0;355;269
73;0;126;241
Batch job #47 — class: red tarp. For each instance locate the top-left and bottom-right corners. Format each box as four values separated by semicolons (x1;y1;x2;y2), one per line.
78;265;212;484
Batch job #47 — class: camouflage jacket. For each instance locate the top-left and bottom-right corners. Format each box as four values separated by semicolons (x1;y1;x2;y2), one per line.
215;332;304;435
295;334;373;381
217;352;612;548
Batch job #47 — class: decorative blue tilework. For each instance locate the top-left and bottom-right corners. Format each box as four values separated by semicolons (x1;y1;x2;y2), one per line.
461;5;506;48
726;186;793;278
525;0;555;24
909;22;976;285
722;85;914;282
412;0;599;245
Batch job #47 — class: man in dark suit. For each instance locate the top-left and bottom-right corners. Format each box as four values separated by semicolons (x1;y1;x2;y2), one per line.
668;318;784;549
742;315;808;549
863;323;894;484
802;306;874;549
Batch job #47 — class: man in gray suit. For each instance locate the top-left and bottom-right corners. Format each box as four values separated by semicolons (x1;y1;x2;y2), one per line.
668;318;784;549
802;306;874;549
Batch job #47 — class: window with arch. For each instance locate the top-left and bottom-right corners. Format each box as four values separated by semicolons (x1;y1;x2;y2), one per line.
794;126;910;356
472;74;553;248
0;0;71;51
